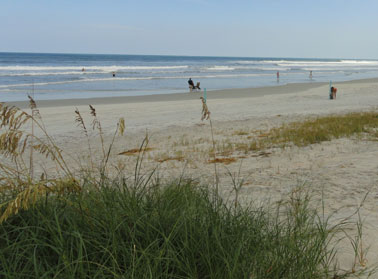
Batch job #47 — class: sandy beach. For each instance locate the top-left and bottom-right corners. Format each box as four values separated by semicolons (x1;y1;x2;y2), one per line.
6;78;378;272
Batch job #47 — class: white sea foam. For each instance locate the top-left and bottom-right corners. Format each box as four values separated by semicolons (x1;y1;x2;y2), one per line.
277;61;378;67
302;67;378;71
239;66;290;71
205;66;236;71
0;65;189;71
235;60;378;68
234;60;261;64
0;71;106;77
235;60;288;65
205;65;290;71
339;60;378;64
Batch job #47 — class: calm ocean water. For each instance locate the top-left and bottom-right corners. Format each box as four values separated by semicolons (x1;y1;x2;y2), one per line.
1;52;378;102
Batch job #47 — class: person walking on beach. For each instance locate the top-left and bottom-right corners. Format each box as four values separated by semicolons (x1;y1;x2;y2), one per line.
330;87;337;99
276;71;280;80
309;70;312;79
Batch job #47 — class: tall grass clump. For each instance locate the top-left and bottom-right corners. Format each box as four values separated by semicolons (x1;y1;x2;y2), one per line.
0;99;81;224
0;179;364;278
242;112;378;152
0;100;125;223
270;112;378;147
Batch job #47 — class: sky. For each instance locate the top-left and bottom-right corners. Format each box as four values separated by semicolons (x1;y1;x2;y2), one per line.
1;0;378;59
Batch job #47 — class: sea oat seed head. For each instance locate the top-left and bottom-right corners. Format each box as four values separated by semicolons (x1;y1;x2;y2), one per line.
27;95;37;110
89;105;96;117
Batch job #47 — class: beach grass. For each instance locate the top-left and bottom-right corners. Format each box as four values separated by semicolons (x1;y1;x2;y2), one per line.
202;112;378;164
229;112;378;154
265;112;378;147
0;178;362;279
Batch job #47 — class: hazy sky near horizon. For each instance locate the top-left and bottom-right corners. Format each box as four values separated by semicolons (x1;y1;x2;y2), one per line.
1;0;378;59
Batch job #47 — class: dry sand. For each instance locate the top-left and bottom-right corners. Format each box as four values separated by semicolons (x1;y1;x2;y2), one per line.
7;78;378;274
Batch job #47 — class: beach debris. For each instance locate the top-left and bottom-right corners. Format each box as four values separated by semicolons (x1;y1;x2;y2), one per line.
258;133;270;137
156;156;184;163
118;147;153;156
208;157;236;165
251;151;271;157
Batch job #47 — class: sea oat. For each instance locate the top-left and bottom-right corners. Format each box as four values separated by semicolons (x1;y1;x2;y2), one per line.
28;95;37;110
89;105;106;157
89;105;100;130
74;108;87;134
27;95;42;119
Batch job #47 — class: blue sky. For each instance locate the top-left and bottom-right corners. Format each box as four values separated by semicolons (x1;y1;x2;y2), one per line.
1;0;377;58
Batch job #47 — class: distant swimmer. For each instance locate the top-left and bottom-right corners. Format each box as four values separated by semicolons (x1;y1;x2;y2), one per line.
82;68;85;72
112;72;116;77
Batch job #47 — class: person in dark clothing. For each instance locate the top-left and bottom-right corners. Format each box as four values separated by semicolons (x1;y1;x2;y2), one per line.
188;78;194;87
188;78;195;92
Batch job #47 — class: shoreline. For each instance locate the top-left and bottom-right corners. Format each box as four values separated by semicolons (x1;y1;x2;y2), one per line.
7;77;378;109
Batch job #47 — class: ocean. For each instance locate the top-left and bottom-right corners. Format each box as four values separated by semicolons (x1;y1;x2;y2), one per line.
1;52;378;102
